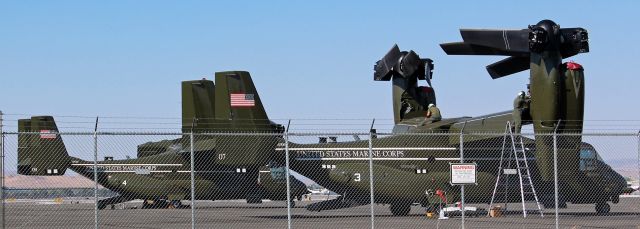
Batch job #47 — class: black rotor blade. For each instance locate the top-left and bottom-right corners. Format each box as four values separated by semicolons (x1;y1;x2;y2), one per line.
374;44;402;81
559;27;589;58
460;29;531;53
397;50;422;77
440;42;528;57
486;56;530;79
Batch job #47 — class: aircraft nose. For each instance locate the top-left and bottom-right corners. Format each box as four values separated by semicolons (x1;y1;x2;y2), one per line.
606;171;627;192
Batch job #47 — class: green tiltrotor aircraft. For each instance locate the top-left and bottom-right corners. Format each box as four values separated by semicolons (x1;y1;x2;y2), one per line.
17;72;308;209
273;20;626;215
17;19;627;215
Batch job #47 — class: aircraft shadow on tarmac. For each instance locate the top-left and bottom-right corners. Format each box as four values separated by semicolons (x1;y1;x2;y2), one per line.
557;212;640;217
250;211;640;220
253;213;439;220
194;205;296;210
494;210;640;217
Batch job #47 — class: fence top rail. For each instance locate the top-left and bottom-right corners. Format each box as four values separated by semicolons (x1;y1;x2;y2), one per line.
3;131;640;137
4;131;184;136
279;132;640;137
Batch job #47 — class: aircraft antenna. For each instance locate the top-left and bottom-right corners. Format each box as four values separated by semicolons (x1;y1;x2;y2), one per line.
369;119;375;132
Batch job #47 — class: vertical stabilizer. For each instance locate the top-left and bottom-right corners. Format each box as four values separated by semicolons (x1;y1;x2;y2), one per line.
17;116;69;176
214;71;271;131
202;71;284;166
182;79;216;132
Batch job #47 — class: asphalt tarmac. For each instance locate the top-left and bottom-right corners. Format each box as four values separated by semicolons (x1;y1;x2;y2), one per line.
3;197;639;229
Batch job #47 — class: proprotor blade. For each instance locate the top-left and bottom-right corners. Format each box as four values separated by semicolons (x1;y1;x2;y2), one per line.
396;50;422;78
373;44;402;81
440;42;528;57
485;56;530;79
559;27;589;58
460;29;531;54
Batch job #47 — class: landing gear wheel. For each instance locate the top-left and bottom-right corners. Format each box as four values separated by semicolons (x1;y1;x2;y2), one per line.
246;193;263;204
143;199;158;209
425;203;444;215
595;202;610;214
390;203;411;216
611;195;619;204
169;200;182;209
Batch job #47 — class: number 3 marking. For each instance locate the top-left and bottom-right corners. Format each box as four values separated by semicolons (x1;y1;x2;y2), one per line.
354;173;361;182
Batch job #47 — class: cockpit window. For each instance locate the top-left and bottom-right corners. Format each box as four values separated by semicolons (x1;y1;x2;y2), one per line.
580;149;603;161
270;166;286;181
579;148;603;171
580;149;595;159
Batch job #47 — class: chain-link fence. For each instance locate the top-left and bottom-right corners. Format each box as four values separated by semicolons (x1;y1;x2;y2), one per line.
1;130;639;228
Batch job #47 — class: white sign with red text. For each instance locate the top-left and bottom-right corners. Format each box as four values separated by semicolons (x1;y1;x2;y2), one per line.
450;163;477;185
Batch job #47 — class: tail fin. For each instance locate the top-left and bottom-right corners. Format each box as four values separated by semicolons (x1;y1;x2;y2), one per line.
181;79;216;132
17;116;70;176
213;71;273;131
208;71;284;166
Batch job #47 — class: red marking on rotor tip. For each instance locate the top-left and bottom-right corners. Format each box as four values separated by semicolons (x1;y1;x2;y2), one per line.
566;62;583;70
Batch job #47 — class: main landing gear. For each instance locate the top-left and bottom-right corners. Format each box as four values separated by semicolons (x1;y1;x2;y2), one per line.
141;199;186;209
288;198;296;208
169;200;183;209
595;202;610;214
97;195;130;210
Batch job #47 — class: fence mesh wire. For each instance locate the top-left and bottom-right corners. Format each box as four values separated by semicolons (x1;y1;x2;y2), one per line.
1;131;639;228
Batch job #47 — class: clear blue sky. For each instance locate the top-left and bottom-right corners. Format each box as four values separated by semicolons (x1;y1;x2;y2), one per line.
1;1;639;168
1;0;639;130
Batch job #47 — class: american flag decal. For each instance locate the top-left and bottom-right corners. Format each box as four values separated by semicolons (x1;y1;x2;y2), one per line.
40;130;57;139
230;93;255;107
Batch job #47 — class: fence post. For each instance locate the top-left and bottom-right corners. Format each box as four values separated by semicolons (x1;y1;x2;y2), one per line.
459;122;466;229
93;117;99;229
190;132;196;229
368;119;375;229
0;110;4;229
553;122;560;229
285;120;292;229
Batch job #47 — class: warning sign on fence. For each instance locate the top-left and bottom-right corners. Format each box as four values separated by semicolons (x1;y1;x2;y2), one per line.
450;163;477;185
